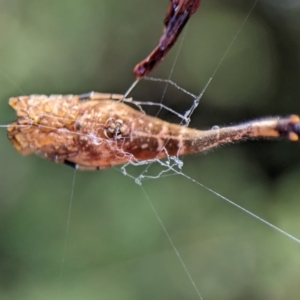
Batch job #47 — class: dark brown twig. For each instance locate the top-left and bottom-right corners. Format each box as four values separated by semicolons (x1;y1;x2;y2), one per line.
133;0;201;79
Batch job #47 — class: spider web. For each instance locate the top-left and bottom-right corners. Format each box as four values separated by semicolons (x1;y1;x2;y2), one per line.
1;1;300;299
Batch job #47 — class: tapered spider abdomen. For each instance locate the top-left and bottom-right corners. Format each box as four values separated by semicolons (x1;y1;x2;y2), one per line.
7;93;300;170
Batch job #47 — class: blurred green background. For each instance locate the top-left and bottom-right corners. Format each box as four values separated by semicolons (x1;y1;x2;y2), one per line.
1;0;300;299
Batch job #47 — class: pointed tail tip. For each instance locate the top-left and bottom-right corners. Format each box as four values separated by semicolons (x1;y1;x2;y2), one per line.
278;115;300;141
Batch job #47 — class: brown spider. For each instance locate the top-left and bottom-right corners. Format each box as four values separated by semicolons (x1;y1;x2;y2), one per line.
7;92;300;170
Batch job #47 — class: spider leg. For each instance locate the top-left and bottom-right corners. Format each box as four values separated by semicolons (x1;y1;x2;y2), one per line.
64;160;111;170
63;160;78;169
78;92;127;101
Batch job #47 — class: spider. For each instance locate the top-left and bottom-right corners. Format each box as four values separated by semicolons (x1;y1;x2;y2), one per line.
7;92;300;170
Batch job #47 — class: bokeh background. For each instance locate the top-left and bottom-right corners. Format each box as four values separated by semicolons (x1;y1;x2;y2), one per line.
1;0;300;299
